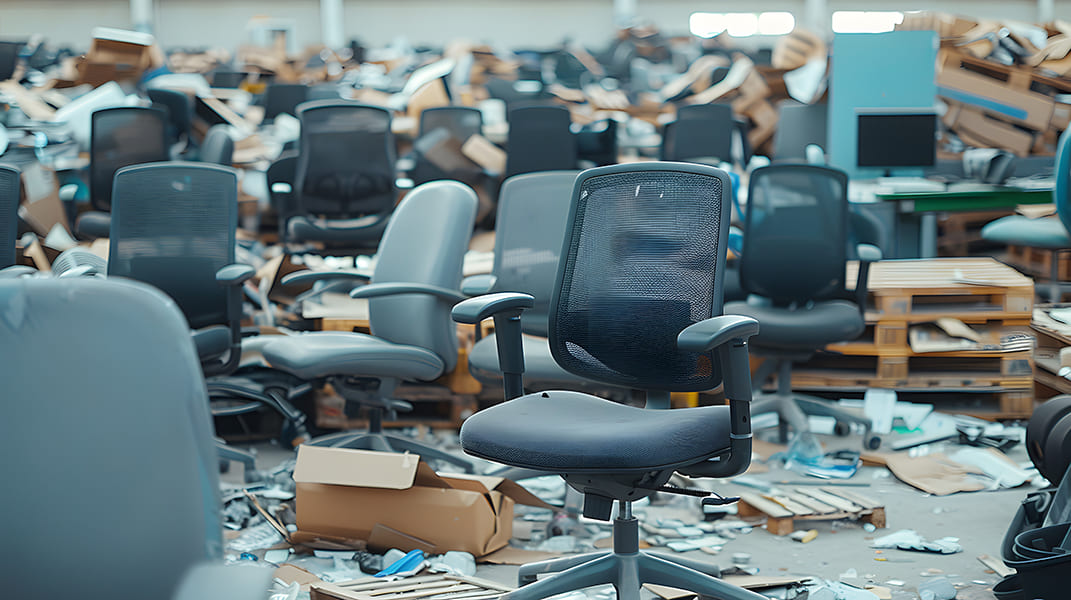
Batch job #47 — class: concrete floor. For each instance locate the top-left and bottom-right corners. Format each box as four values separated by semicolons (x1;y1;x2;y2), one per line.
223;429;1032;600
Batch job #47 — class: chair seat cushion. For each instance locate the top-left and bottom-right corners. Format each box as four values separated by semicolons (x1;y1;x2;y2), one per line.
192;326;231;361
74;211;112;239
981;215;1071;249
726;299;864;350
287;215;389;243
469;333;592;386
260;332;444;381
460;391;732;472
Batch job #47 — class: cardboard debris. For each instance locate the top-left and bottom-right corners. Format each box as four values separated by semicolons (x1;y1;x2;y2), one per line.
883;452;988;496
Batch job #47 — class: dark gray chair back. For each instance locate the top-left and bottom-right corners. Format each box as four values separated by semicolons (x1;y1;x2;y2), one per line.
0;276;222;598
492;171;578;337
0;164;19;269
107;162;239;334
263;83;309;121
148;88;193;147
419;106;483;142
773;101;828;161
295;101;396;219
200;125;234;165
89;106;170;211
576;119;618;167
505;105;577;179
267;151;299;241
549;163;731;391
369;181;477;373
661;103;734;163
738;164;849;305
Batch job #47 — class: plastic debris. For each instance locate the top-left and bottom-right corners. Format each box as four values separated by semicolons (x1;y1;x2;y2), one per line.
782;432;861;479
263;549;291;564
871;530;963;554
665;535;730;552
863;523;877;533
790;529;818;543
375;549;426;578
426;551;477;577
917;576;957;600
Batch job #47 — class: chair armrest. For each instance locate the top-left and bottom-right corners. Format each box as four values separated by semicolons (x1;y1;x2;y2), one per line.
216;263;255;286
451;292;535;324
461;273;497;297
856;243;882;262
853;251;879;313
350;282;468;304
677;315;760;352
172;563;273;600
0;265;38;278
281;269;371;287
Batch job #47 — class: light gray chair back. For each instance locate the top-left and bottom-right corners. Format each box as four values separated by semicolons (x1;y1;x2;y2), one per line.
200;125;235;165
369;180;477;372
0;277;222;598
492;171;578;337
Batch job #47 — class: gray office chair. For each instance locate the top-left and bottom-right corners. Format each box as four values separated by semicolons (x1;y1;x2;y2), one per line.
982;127;1071;302
0;276;271;599
0;164;19;269
452;162;763;600
199;124;234;165
725;164;879;448
463;171;596;390
75;106;171;239
260;180;478;470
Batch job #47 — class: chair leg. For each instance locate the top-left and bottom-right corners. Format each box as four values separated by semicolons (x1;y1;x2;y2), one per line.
517;551;609;585
384;433;476;473
501;554;618;600
647;551;722;577
637;553;769;600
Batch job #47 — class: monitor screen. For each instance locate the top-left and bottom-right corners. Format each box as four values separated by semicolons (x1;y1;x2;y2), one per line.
856;110;936;169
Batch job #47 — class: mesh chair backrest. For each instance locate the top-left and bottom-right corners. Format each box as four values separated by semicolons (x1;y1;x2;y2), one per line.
549;163;731;391
295;101;396;218
369;181;477;373
147;88;192;144
661;105;733;163
108;162;238;330
0;277;221;598
419;106;483;142
739;164;849;304
0;165;19;269
505;105;577;179
493;171;578;337
89;107;170;211
200;125;234;165
264;83;309;120
1055;128;1071;236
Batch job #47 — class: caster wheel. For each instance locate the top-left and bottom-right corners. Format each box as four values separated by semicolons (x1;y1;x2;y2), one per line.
865;435;882;451
834;422;851;437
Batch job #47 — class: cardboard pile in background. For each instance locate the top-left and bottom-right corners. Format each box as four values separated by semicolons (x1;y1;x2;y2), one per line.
900;14;1071;157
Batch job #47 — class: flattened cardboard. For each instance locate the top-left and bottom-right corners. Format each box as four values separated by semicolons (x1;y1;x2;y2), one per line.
884;452;987;496
292;446;550;557
19;164;70;236
461;135;506;174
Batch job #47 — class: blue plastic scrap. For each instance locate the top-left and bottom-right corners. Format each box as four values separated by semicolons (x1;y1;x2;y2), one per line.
375;549;426;577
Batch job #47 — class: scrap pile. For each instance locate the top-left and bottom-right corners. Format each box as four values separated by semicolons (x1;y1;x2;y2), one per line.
899;13;1071;158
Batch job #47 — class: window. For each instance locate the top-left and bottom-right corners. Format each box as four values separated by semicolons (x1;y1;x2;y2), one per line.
831;11;905;34
690;11;796;38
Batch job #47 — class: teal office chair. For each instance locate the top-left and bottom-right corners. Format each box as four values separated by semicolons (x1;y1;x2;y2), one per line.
982;128;1071;302
260;180;478;471
0;276;271;599
452;162;763;600
0;164;19;270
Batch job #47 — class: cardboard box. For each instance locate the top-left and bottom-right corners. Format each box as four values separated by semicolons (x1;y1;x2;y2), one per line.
461;134;507;174
76;27;162;87
291;446;548;557
946;103;1035;157
937;51;1054;131
19;163;70;237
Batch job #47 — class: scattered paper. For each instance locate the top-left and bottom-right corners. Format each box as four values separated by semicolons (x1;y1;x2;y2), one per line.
872;530;962;554
884;453;987;496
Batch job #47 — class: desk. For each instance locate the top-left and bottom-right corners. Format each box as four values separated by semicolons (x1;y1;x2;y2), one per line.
873;185;1053;258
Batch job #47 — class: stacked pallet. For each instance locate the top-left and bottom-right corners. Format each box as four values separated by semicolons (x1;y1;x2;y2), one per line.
899;14;1071;157
792;258;1037;419
737;486;886;536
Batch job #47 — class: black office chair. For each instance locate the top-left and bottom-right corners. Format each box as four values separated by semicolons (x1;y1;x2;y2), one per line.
773;101;828;161
1;276;271;599
199;124;234;165
0;41;21;82
0;164;19;269
148;88;194;153
504;105;577;180
661;104;733;165
452;162;763;600
266;150;299;242
107;162;309;448
262;83;309;122
419;106;483;141
576;119;618;167
725;164;879;448
211;68;246;89
286;101;397;252
260;180;478;471
75;106;170;239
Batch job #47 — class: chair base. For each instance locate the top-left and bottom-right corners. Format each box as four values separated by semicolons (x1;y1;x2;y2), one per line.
507;513;767;600
308;430;475;473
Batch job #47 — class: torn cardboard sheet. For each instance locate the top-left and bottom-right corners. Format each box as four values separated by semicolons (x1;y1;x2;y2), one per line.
883;453;988;496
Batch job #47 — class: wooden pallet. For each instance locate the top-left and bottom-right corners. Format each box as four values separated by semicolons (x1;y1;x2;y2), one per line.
827;317;1033;356
791;350;1033;388
314;384;479;431
848;258;1035;322
793;387;1035;421
311;574;514;600
1007;245;1071;282
737;487;886;536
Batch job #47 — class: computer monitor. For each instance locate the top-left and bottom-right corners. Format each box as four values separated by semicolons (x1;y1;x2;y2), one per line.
856;109;937;173
0;41;24;82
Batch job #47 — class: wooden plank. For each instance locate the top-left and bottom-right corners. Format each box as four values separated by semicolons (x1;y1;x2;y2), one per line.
313;576;513;600
793;488;863;512
823;487;882;510
764;494;816;515
738;492;794;518
782;491;839;514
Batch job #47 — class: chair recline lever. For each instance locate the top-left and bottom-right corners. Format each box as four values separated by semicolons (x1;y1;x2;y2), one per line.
638;483;740;505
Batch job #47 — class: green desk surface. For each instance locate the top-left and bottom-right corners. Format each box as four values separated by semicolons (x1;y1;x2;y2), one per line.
874;187;1052;212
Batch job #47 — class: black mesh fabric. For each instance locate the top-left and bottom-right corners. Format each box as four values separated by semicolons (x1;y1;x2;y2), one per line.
738;164;849;305
147;88;192;145
0;165;19;269
107;163;236;330
550;166;727;391
295;101;396;218
505;106;577;179
89;107;170;211
419;107;483;142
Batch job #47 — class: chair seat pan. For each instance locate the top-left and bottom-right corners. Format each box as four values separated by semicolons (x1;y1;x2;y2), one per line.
469;333;591;385
192;326;231;361
260;332;444;381
460;391;732;472
981;215;1071;249
287;215;389;243
726;299;864;350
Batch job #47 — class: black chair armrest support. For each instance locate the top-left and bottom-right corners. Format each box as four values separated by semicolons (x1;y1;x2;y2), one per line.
350;282;468;304
281;269;371;287
676;314;759;480
216;263;255;286
453;292;535;401
853;250;879;315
